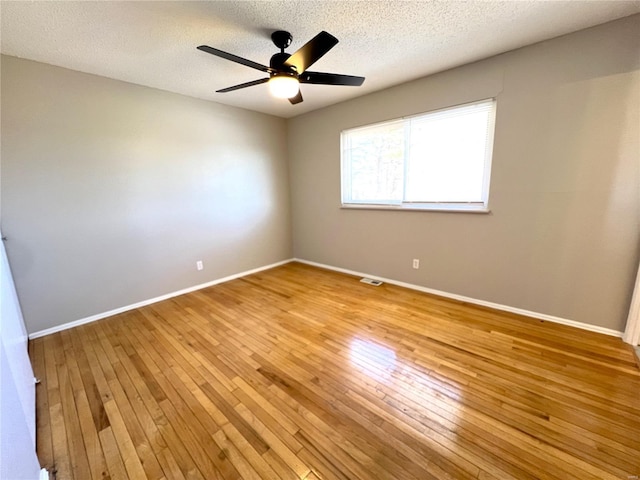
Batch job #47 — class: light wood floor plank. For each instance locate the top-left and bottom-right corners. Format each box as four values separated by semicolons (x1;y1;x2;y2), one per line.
44;334;72;480
99;426;129;480
31;338;54;472
60;330;109;480
31;262;640;479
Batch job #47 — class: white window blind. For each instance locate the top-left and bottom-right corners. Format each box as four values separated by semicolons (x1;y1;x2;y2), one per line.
341;99;496;212
342;119;405;204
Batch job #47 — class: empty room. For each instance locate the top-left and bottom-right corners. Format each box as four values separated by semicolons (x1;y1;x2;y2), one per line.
1;1;639;479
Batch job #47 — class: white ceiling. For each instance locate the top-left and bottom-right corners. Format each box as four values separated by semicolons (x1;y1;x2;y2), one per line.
2;1;639;118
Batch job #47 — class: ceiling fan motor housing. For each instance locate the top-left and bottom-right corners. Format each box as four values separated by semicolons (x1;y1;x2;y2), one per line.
270;52;296;74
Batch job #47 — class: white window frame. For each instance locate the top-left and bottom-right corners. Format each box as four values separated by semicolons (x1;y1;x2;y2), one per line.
340;98;497;213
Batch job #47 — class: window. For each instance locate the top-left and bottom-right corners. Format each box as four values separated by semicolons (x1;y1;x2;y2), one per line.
341;99;496;212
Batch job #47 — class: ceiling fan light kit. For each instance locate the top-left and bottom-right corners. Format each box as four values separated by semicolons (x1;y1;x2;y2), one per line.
197;30;365;105
268;73;299;99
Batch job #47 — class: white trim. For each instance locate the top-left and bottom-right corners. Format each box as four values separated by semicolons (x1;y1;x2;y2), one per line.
40;468;49;480
340;204;491;213
294;258;623;338
623;263;640;346
28;259;294;339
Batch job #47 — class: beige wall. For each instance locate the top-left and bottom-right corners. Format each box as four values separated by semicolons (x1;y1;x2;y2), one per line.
287;15;640;332
1;55;292;334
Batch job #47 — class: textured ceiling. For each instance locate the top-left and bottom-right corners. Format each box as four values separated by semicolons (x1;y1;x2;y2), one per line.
2;1;639;118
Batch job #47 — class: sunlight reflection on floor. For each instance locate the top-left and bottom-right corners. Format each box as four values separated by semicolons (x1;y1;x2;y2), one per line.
348;336;464;417
348;337;398;383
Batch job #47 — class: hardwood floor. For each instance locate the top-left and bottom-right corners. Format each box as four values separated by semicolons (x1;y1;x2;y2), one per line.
30;262;640;480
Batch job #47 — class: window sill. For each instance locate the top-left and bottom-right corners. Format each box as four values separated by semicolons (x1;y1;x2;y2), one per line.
340;203;491;213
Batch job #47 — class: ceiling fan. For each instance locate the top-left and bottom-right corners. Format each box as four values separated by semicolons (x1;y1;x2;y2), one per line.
197;30;365;105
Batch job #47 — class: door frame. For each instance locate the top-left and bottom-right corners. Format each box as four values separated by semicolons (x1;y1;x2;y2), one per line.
623;263;640;346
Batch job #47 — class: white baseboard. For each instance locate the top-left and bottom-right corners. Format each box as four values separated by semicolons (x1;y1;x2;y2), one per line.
28;259;294;339
294;258;623;338
29;257;623;340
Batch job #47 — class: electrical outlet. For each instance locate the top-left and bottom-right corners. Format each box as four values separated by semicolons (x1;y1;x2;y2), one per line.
196;261;203;271
412;259;420;269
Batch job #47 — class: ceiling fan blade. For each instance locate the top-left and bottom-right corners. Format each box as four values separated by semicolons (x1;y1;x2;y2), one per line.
300;71;365;86
289;90;304;105
284;31;338;74
197;45;270;73
216;78;268;93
